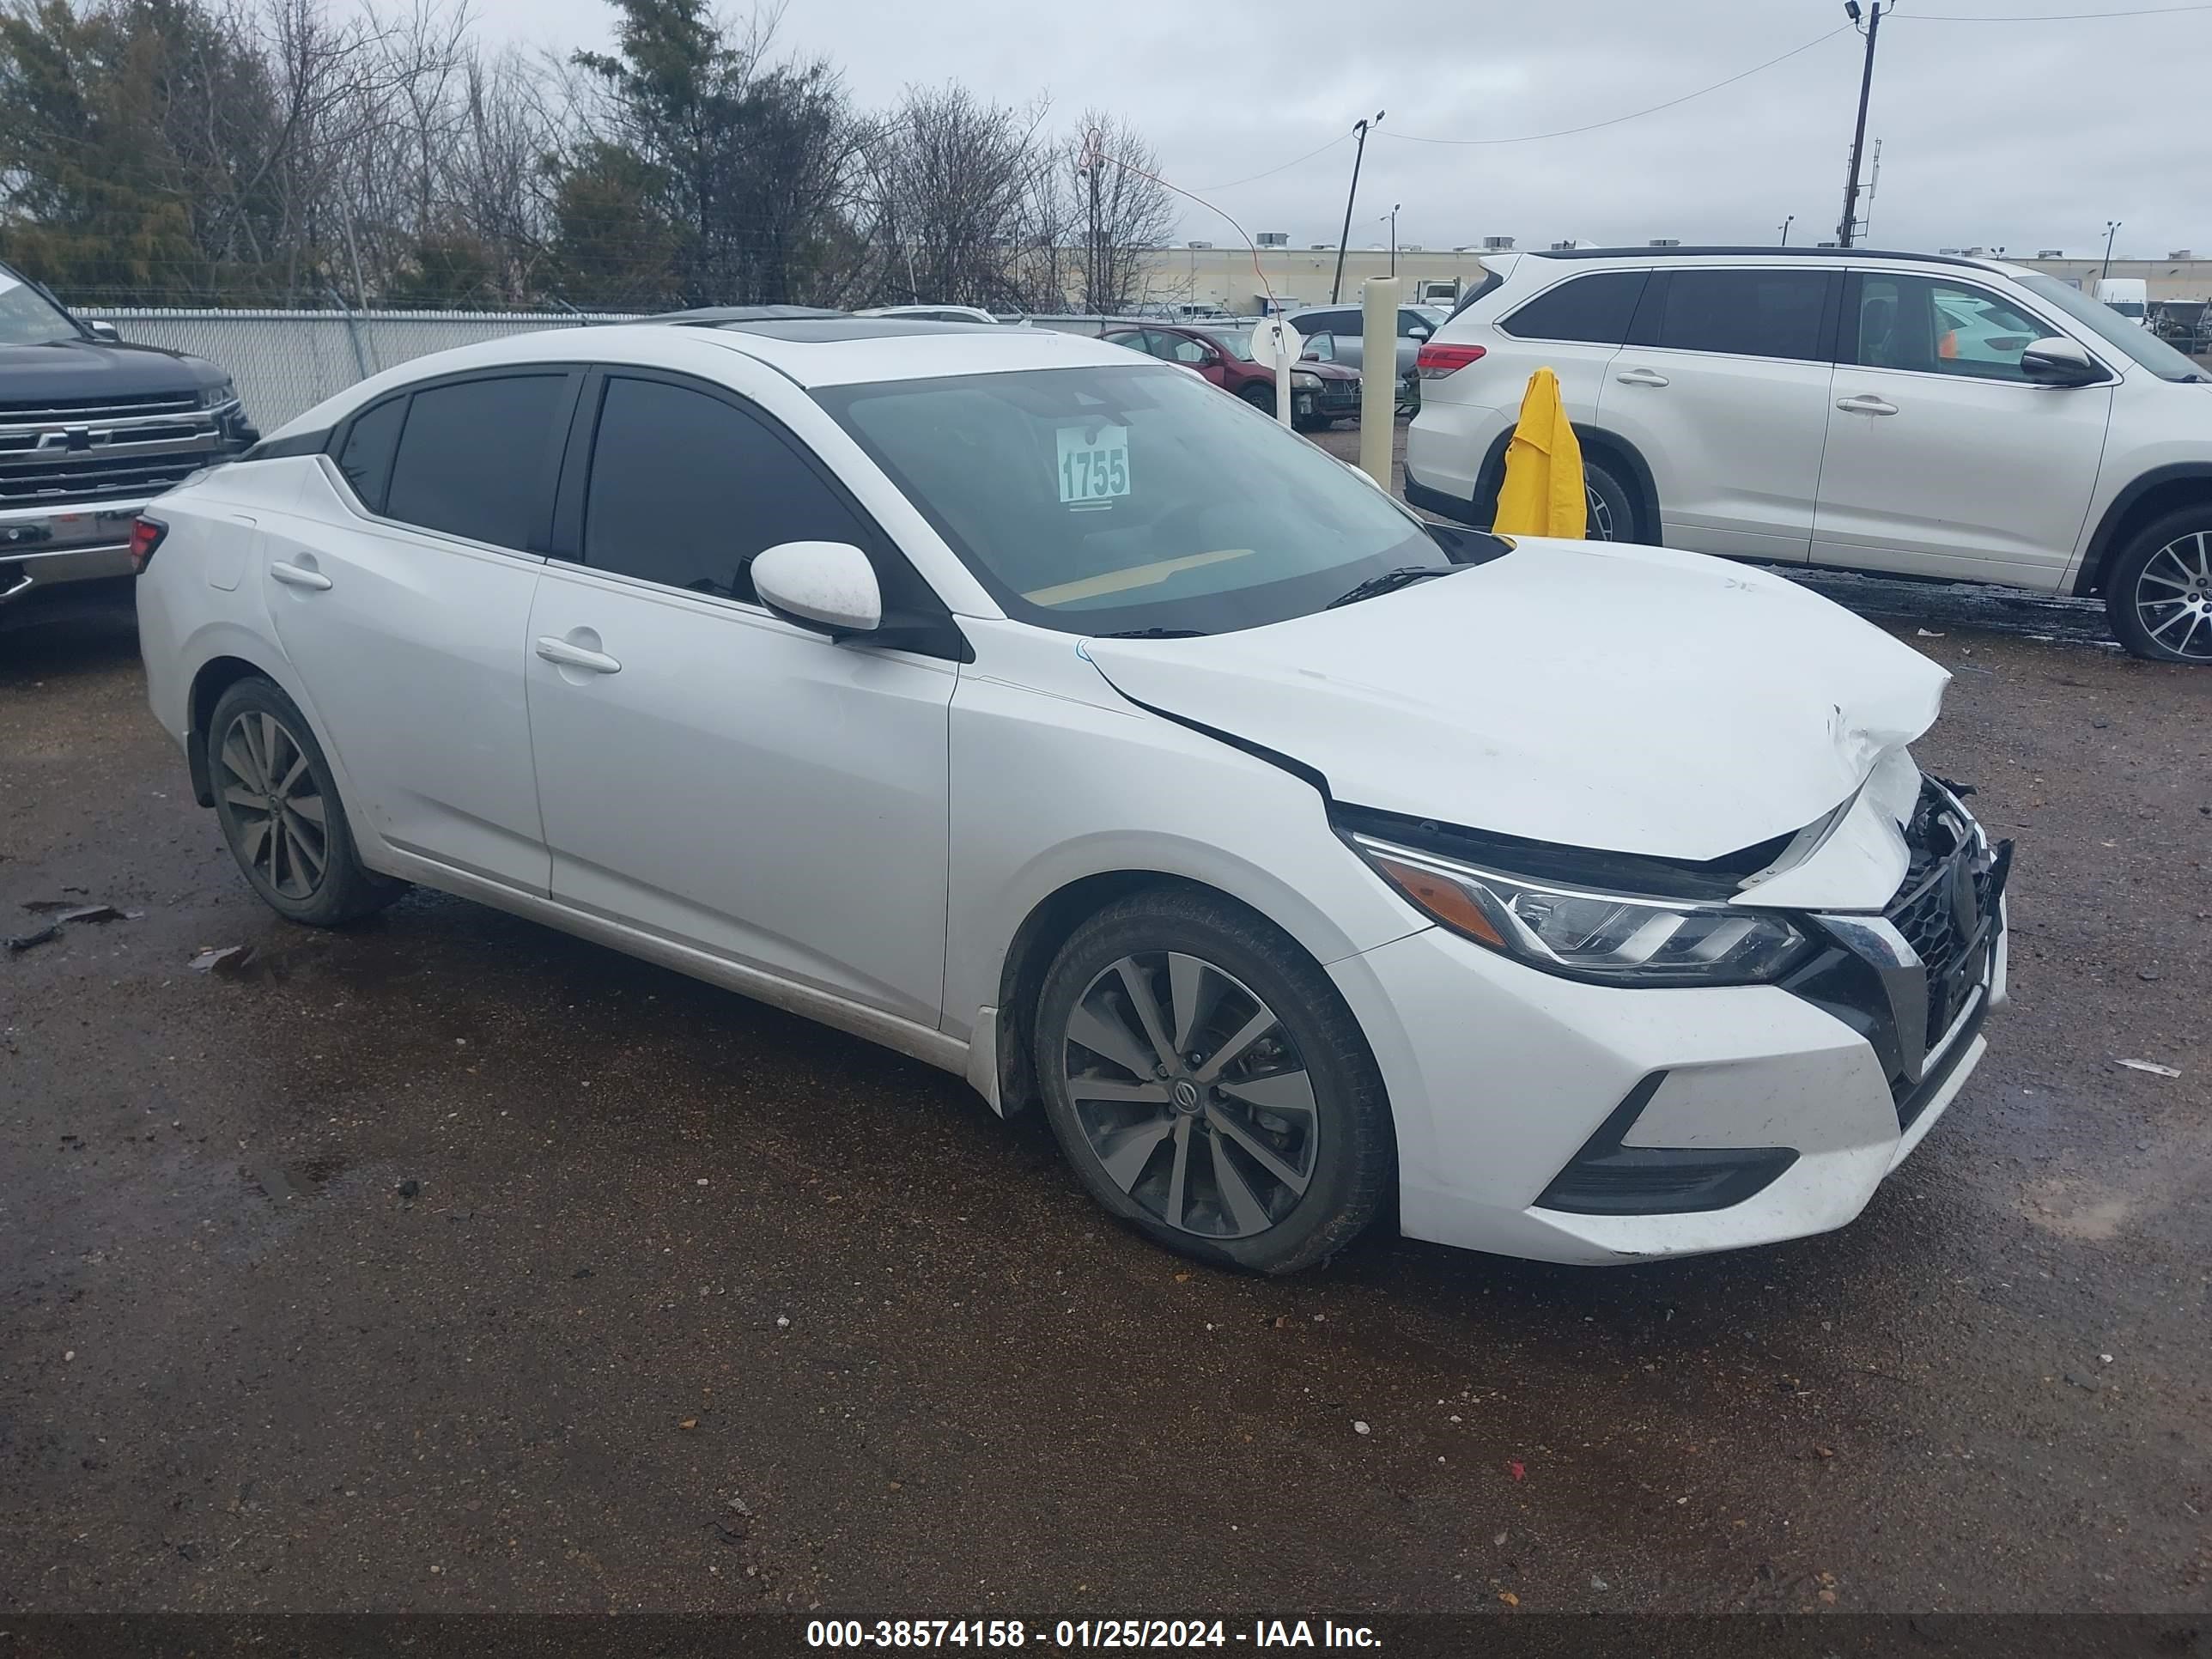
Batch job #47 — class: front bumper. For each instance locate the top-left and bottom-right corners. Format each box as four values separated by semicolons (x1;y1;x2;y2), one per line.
0;502;143;603
1331;794;2008;1266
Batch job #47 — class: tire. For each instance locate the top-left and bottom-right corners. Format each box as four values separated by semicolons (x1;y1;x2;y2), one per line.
1033;887;1395;1274
206;677;404;926
1583;456;1637;543
2103;507;2212;663
1237;381;1278;415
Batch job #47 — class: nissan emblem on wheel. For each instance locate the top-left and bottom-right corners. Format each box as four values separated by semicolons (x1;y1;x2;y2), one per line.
139;310;2008;1272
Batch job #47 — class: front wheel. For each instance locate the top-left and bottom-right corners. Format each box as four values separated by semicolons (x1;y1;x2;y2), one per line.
2105;511;2212;663
1237;382;1279;416
1034;889;1395;1274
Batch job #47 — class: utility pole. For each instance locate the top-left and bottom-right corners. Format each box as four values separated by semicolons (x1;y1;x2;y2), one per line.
1836;0;1882;248
2102;220;2123;283
1330;110;1385;304
1086;155;1102;312
1779;215;1795;246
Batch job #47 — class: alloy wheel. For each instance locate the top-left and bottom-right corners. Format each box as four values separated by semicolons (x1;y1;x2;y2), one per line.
219;710;329;900
1585;483;1617;541
1060;952;1319;1240
2134;531;2212;660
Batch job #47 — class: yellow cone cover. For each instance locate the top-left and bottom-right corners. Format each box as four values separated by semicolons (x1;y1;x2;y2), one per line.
1491;366;1587;539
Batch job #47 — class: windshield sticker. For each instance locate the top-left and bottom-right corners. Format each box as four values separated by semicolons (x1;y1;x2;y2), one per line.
1056;423;1129;508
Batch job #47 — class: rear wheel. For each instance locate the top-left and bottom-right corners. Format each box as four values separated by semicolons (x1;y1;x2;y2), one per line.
207;678;404;926
1034;889;1394;1274
1583;457;1636;542
2105;509;2212;663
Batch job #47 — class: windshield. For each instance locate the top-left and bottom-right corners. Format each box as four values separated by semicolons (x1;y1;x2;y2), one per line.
0;266;85;347
1194;327;1255;361
2013;270;2207;382
817;364;1480;635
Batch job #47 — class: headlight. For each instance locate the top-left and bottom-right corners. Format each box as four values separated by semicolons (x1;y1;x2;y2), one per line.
1291;371;1324;390
202;379;238;409
1347;833;1812;986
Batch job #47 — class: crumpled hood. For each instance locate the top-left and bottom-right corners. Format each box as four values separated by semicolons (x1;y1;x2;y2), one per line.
1083;536;1949;863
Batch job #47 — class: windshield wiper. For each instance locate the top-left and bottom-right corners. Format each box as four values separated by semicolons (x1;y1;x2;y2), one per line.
1094;627;1208;639
1324;565;1452;610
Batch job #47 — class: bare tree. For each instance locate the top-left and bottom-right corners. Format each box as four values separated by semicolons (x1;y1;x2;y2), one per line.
857;84;1049;310
1071;109;1173;313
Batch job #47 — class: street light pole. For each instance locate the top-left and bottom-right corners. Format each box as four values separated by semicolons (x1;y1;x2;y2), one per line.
1389;204;1401;276
1330;110;1385;304
2102;220;2123;283
1779;214;1795;246
1836;0;1882;248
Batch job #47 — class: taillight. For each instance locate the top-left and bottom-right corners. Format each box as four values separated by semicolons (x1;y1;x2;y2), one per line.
129;516;167;574
1416;343;1487;380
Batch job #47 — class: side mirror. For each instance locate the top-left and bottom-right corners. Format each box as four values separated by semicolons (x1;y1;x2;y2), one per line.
750;541;881;637
85;319;121;343
1408;324;1431;341
2020;337;2104;387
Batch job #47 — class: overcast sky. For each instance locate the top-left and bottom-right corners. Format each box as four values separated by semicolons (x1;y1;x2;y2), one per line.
470;0;2207;259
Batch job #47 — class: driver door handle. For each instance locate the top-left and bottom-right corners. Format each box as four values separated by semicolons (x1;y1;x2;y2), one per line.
269;561;332;591
535;635;623;675
1615;368;1670;387
1837;393;1899;416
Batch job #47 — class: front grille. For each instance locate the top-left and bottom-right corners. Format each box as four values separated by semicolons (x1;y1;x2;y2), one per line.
0;390;201;422
0;448;210;507
1886;781;1998;1053
1782;776;2009;1130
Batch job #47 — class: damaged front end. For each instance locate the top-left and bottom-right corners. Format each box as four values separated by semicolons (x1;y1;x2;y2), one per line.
1336;765;2012;1132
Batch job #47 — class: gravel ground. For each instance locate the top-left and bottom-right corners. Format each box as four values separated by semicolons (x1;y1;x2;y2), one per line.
2;517;2208;1617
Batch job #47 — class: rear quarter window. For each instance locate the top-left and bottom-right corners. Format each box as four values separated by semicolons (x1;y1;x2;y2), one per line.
1498;270;1650;344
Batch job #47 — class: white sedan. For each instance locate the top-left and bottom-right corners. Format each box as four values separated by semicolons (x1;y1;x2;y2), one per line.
133;316;2008;1272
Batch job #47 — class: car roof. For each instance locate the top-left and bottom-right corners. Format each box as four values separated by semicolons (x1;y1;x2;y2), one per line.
1530;245;2007;275
262;316;1156;436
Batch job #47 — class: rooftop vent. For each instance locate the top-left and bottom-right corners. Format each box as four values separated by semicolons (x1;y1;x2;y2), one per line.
1481;235;1516;251
1256;231;1288;247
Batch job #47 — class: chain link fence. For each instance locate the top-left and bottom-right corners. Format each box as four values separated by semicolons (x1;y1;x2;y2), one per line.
76;307;645;431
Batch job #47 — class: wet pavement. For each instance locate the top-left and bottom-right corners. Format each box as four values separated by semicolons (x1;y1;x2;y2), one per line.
2;571;2208;1616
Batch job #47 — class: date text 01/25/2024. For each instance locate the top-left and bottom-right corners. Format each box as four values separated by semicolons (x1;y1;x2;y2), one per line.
805;1621;1382;1650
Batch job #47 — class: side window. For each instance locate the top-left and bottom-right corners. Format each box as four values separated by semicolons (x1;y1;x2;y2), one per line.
1651;269;1830;362
1398;309;1432;338
1499;271;1648;344
579;374;875;604
384;374;567;550
333;396;404;514
1164;335;1211;366
1854;275;2045;381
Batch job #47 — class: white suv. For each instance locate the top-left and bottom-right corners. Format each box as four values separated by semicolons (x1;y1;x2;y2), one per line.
1407;246;2212;663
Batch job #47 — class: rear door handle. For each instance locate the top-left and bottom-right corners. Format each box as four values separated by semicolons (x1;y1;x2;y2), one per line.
534;635;623;675
1836;394;1899;416
269;561;331;591
1615;368;1669;387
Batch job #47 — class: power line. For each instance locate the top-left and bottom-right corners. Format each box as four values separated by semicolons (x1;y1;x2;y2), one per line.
1380;25;1853;147
1194;132;1352;193
1899;3;2212;15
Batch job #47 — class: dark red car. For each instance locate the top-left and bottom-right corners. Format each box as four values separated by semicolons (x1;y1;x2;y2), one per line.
1101;323;1363;430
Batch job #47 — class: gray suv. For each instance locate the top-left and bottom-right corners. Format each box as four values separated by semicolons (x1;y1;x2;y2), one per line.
1287;304;1441;386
